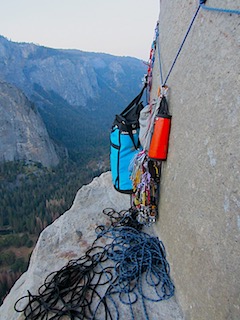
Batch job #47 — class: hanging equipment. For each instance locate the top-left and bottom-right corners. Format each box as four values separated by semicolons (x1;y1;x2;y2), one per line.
148;95;171;161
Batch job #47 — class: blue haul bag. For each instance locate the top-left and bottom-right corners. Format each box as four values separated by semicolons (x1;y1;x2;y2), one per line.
110;127;141;193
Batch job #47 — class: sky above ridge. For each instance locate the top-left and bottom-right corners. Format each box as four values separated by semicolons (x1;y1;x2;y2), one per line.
0;0;160;60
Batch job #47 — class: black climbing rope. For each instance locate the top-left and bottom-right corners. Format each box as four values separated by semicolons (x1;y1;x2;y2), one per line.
15;208;174;320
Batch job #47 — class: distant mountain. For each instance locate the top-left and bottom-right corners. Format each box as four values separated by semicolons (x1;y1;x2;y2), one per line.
0;81;59;167
0;36;147;162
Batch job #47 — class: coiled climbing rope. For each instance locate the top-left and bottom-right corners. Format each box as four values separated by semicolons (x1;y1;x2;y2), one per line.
15;208;175;320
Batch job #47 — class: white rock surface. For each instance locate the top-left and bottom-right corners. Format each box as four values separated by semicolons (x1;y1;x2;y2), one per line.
0;172;183;320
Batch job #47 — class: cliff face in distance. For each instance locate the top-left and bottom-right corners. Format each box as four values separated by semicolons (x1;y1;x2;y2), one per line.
0;35;145;109
0;81;59;167
0;36;147;161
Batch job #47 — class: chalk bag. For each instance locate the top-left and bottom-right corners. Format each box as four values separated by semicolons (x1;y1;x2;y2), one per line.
148;96;171;160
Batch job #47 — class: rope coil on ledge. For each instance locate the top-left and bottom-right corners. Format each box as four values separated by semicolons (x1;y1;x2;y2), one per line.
15;208;174;320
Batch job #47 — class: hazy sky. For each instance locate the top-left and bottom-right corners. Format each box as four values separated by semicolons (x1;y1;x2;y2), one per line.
0;0;160;60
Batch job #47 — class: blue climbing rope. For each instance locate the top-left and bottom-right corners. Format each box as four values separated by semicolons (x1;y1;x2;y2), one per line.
155;22;164;86
96;224;175;320
163;4;201;86
159;1;240;86
200;0;240;15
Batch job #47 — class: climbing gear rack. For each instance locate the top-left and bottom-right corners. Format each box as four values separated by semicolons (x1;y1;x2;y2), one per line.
131;150;161;225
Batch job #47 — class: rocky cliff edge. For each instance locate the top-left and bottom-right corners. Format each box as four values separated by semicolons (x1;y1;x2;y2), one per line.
0;172;183;320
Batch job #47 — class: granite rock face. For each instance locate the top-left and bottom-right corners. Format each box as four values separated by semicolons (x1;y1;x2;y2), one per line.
151;1;240;319
0;172;183;320
0;81;59;167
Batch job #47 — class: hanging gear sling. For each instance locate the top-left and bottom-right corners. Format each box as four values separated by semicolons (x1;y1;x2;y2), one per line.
110;18;173;222
131;87;171;225
110;83;147;193
109;17;172;223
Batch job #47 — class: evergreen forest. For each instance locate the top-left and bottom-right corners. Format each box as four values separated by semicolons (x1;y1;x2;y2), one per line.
0;156;108;304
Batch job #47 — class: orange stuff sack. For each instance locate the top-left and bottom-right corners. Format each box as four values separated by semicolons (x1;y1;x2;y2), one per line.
148;96;171;160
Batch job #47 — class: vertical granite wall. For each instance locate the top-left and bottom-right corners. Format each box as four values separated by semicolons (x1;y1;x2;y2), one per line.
151;1;240;319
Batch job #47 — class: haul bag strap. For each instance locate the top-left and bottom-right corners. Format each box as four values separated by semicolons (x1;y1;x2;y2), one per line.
115;116;139;150
115;114;126;124
126;124;139;150
121;83;147;117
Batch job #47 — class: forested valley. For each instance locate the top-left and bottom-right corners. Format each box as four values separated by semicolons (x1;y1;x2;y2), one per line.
0;35;146;306
0;156;108;304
